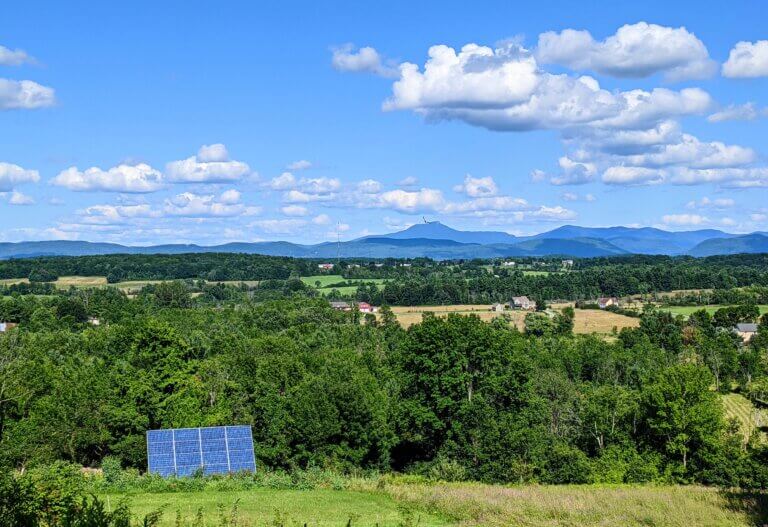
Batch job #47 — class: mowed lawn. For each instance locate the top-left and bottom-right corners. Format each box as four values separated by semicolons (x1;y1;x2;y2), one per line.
301;275;389;296
102;489;449;527
389;305;639;334
722;393;767;443
660;305;768;317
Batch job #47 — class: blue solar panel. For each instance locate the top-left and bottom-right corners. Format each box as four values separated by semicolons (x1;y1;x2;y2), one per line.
146;425;256;477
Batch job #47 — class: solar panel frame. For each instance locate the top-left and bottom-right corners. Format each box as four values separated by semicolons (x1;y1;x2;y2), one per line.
146;425;256;477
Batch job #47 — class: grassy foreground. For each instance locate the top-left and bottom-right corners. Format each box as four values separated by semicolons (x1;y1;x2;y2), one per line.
104;482;768;527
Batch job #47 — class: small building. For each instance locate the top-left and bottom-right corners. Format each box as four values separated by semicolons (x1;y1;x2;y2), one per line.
510;296;536;311
562;259;574;267
357;302;376;314
734;323;758;342
598;297;619;309
501;261;516;267
330;301;351;311
0;322;18;332
88;317;101;326
318;263;335;271
491;303;505;313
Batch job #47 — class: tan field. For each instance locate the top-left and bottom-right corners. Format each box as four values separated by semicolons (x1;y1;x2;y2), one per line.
54;276;108;288
0;278;29;286
389;304;639;334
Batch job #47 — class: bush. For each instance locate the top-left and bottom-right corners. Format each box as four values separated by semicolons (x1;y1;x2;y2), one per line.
0;469;39;526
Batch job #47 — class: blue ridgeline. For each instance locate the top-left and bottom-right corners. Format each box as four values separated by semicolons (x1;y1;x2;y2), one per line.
146;425;256;477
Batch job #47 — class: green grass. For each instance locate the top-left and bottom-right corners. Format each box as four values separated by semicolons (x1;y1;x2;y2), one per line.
101;489;449;526
522;270;552;277
301;275;389;296
659;305;768;317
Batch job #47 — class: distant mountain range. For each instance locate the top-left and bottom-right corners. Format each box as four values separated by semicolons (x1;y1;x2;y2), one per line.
2;222;768;260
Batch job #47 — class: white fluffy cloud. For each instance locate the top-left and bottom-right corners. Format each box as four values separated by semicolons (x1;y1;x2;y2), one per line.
707;103;763;123
52;163;164;193
331;44;397;77
312;214;331;225
443;196;529;214
669;167;768;187
281;205;309;217
602;166;665;186
163;191;259;217
287;160;312;170
536;22;715;81
374;188;445;213
0;79;55;110
0;162;40;191
550;157;598;185
357;179;382;194
722;40;768;78
166;144;250;183
619;134;755;169
0;190;35;205
0;45;32;66
453;175;498;197
78;204;157;224
384;41;710;132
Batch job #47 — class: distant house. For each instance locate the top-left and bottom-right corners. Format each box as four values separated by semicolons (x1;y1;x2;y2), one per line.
510;296;536;311
357;302;376;314
0;322;18;332
330;301;351;311
598;297;619;309
318;263;335;271
491;303;505;313
501;261;516;267
562;259;574;267
734;323;758;342
88;317;101;326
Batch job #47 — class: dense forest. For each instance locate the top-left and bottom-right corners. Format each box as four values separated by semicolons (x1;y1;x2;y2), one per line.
2;280;768;488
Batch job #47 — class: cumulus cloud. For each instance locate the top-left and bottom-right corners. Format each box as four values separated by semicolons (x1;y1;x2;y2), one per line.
722;40;768;78
374;188;445;213
287;160;312;171
562;192;596;202
163;190;260;217
0;45;33;66
52;163;163;193
453;174;498;197
312;214;331;225
383;41;711;132
0;79;55;110
331;44;398;77
282;189;336;203
669;167;768;187
396;176;418;187
443;196;529;214
356;179;382;194
536;22;715;81
707;103;764;123
602;166;665;186
0;162;40;191
166;144;250;183
0;190;35;205
281;205;309;217
78;203;158;224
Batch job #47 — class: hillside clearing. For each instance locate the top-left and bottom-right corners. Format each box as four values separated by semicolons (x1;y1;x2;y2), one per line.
660;305;768;317
722;393;767;443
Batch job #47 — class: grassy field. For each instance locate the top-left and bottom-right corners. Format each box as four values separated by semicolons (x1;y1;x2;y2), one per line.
301;275;389;297
389;304;639;334
659;305;768;317
104;483;768;527
102;489;449;526
722;393;767;443
388;482;768;527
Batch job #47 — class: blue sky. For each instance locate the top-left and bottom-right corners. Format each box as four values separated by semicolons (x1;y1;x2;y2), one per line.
2;0;768;245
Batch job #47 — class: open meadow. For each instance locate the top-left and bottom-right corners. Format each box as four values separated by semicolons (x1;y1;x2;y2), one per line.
101;482;768;527
659;305;768;317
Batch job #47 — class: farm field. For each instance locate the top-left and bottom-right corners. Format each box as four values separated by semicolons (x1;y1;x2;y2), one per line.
301;274;389;296
102;489;449;527
103;484;768;527
389;304;639;334
722;393;767;443
659;305;768;317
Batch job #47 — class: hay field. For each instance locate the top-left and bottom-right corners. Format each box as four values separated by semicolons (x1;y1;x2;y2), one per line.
390;304;639;334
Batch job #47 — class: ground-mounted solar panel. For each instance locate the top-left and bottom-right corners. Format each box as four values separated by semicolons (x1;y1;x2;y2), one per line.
146;425;256;477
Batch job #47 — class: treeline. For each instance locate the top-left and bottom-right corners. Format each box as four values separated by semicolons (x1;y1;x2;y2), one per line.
0;253;316;283
2;287;768;488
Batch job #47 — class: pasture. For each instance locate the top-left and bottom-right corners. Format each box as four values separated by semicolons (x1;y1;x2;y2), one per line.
301;274;389;296
722;393;767;443
659;305;768;317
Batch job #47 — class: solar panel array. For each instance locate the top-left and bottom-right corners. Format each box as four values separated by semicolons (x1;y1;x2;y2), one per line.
146;425;256;477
